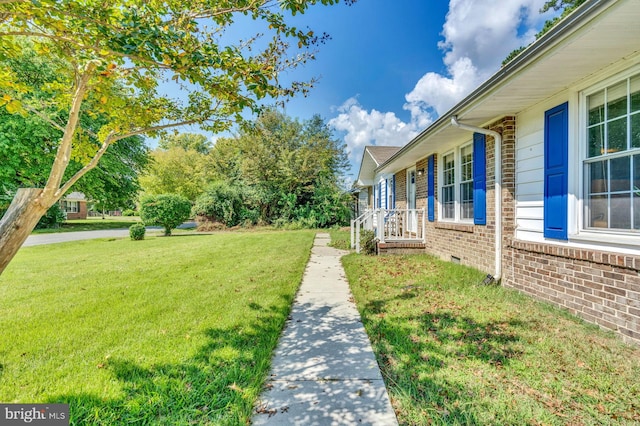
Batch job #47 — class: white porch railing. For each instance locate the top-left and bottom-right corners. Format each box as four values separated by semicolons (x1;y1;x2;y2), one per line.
351;208;426;253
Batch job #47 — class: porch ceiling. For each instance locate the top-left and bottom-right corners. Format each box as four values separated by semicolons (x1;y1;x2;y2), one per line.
377;0;640;174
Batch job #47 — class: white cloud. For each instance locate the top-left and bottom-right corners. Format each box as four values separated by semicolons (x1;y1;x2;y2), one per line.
404;0;552;122
331;0;555;172
329;97;423;162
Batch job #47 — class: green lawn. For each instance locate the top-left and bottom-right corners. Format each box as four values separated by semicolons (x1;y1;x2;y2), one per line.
0;230;315;425
32;216;142;234
342;253;640;425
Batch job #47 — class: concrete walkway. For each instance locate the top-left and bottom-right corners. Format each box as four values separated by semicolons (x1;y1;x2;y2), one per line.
252;233;398;425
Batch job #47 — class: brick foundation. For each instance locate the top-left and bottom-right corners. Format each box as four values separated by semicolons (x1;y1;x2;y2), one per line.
504;239;640;345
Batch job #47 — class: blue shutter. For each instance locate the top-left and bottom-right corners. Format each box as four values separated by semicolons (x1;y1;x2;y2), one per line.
544;102;569;240
377;182;382;208
428;155;435;222
392;175;396;208
473;133;487;225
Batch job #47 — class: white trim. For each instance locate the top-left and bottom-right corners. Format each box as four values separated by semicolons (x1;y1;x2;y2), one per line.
437;143;474;224
572;64;640;245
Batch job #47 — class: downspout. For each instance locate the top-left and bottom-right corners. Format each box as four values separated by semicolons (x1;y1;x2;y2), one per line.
451;116;503;282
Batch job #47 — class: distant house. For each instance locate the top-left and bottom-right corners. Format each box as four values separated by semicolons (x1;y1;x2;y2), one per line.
353;0;640;345
60;192;88;220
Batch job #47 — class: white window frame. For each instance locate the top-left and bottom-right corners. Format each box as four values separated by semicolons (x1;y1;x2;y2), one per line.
575;65;640;245
64;200;80;213
438;143;473;223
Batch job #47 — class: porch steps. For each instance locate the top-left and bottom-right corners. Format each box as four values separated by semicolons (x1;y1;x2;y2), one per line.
377;241;426;255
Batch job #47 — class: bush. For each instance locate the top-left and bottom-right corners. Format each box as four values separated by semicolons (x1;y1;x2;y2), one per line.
192;182;244;227
122;209;137;216
360;229;377;255
129;223;146;240
35;203;66;229
140;194;191;236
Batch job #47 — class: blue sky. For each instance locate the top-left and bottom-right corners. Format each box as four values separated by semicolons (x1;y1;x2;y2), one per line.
201;1;558;180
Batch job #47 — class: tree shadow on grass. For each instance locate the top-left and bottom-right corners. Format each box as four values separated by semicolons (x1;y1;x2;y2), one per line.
362;293;527;424
47;301;291;425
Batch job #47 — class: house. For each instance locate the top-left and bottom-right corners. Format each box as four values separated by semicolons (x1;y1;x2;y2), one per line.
60;192;88;219
353;0;640;345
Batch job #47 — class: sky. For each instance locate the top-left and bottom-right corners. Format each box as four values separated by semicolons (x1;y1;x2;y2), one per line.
202;0;559;180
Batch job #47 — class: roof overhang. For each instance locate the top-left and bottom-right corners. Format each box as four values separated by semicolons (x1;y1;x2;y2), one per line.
355;148;379;187
376;0;640;174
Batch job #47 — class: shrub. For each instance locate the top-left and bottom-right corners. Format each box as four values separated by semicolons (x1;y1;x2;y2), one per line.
360;229;377;255
129;223;146;240
192;182;244;227
122;209;137;216
140;194;191;236
35;203;66;229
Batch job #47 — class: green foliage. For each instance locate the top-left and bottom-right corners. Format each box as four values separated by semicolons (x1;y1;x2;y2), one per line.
158;133;211;154
128;223;146;240
0;42;149;210
35;203;66;230
360;229;377;255
208;109;351;228
140;194;191;236
139;145;215;202
192;182;248;227
122;209;137;216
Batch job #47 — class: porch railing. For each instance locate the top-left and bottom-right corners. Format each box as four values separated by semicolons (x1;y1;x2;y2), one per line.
351;208;426;253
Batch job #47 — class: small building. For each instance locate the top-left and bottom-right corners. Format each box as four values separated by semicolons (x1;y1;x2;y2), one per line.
353;0;640;345
60;192;88;220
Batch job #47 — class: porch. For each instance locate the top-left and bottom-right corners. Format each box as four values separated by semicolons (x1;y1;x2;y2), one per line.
350;208;427;254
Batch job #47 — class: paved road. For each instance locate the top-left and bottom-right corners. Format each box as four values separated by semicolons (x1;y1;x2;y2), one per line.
23;222;196;247
23;229;133;247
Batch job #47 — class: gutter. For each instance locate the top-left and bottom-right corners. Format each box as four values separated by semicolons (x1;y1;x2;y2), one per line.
451;116;502;282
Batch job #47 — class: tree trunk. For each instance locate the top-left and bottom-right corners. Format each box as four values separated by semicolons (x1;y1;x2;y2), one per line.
0;188;49;276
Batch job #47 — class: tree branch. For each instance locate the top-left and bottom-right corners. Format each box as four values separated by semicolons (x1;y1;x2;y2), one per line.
43;62;96;199
21;103;65;133
56;132;114;198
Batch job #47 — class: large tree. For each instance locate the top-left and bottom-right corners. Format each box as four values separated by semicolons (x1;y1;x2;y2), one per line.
0;42;148;214
209;109;350;225
0;0;353;275
139;140;215;202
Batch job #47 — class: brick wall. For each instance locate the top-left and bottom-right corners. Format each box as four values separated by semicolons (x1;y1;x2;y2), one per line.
497;115;640;346
421;117;515;277
504;240;640;345
65;201;87;220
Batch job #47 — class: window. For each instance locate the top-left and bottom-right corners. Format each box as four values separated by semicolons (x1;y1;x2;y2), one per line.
64;200;79;213
441;152;455;219
584;72;640;231
440;144;474;222
460;145;474;219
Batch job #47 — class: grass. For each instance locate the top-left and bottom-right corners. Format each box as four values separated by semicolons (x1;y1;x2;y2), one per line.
0;230;316;425
341;252;640;425
33;216;142;234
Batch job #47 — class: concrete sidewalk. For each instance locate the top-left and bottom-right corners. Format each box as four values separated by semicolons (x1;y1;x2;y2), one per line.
252;233;398;425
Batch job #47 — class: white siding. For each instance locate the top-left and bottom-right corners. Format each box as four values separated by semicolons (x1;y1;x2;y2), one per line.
515;94;568;242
